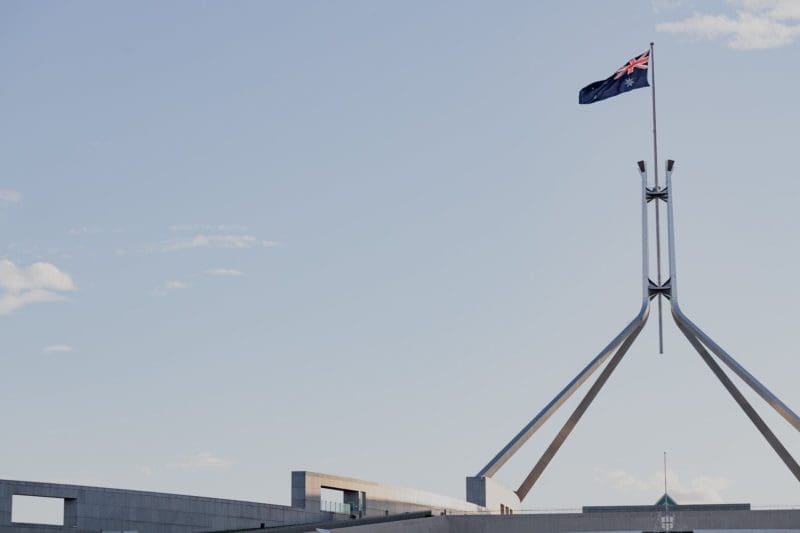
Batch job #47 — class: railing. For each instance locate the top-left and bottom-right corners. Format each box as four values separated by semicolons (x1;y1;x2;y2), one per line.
320;500;352;514
310;496;800;517
750;504;800;511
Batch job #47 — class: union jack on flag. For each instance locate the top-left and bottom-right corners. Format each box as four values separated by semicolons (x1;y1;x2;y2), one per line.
579;50;650;105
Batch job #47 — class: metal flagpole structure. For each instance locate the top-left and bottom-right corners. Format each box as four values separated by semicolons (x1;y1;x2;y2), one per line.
650;41;665;354
467;45;800;507
664;160;800;481
475;161;652;481
514;161;651;501
470;157;800;503
663;159;800;432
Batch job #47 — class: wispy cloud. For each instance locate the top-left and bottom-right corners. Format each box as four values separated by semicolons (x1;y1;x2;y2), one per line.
152;280;189;295
161;234;278;252
168;452;232;470
0;260;76;315
0;189;21;206
152;267;246;295
169;224;248;233
657;0;800;49
68;226;101;236
652;0;684;14
205;268;244;277
0;290;67;314
594;467;731;503
43;344;74;354
741;0;800;20
117;226;278;256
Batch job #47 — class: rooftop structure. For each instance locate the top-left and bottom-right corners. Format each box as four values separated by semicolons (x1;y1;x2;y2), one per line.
3;477;798;533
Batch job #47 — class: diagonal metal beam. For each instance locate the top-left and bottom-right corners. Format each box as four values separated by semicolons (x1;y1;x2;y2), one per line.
673;310;800;432
476;161;654;479
663;159;800;432
673;313;800;482
476;310;646;478
515;316;648;501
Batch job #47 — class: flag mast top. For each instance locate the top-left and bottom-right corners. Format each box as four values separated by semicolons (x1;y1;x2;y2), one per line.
649;41;666;354
576;43;666;352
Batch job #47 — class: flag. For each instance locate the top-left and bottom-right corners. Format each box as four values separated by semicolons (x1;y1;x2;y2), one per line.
579;50;650;105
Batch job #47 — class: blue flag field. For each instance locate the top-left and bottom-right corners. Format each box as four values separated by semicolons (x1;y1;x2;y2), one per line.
579;50;650;104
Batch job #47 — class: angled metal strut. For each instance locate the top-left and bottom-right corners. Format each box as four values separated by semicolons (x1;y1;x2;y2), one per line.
664;160;800;482
673;319;800;481
663;161;800;433
475;159;800;503
515;315;648;500
476;161;653;486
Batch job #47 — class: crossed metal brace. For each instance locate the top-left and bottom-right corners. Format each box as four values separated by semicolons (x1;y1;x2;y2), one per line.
475;160;800;502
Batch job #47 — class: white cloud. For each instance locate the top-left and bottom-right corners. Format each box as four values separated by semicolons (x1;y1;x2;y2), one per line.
152;280;189;295
597;468;652;492
118;227;277;256
0;290;67;315
0;260;76;293
739;0;800;20
205;268;244;277
67;226;108;236
652;0;684;14
161;234;278;252
0;260;76;315
594;467;731;503
43;344;74;353
168;452;232;470
657;1;800;49
137;465;154;477
0;189;21;205
152;267;248;295
169;224;248;233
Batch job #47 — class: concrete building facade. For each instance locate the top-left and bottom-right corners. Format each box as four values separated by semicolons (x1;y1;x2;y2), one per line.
334;508;800;533
2;476;798;533
291;471;486;517
0;479;327;533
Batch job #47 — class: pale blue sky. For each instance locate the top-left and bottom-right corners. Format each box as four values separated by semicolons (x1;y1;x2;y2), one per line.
2;0;799;510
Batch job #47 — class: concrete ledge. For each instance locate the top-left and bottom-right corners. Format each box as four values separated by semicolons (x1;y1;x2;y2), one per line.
292;471;484;517
465;476;520;513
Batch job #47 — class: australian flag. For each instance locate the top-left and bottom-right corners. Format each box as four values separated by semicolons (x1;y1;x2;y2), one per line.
579;50;650;104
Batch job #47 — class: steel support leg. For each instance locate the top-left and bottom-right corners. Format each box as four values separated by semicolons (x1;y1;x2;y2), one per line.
673;312;800;482
664;159;800;433
515;316;648;501
477;162;654;480
477;309;648;478
673;310;800;432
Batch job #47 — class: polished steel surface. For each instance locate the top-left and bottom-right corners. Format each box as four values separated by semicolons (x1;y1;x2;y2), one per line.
664;160;800;432
480;157;800;502
649;41;665;354
515;315;648;500
673;315;800;482
475;310;646;478
477;162;653;485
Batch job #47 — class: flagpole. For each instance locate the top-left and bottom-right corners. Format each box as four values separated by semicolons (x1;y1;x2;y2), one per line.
650;41;664;354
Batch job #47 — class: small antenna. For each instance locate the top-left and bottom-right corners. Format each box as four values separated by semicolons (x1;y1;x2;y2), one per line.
663;451;669;532
663;451;668;501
